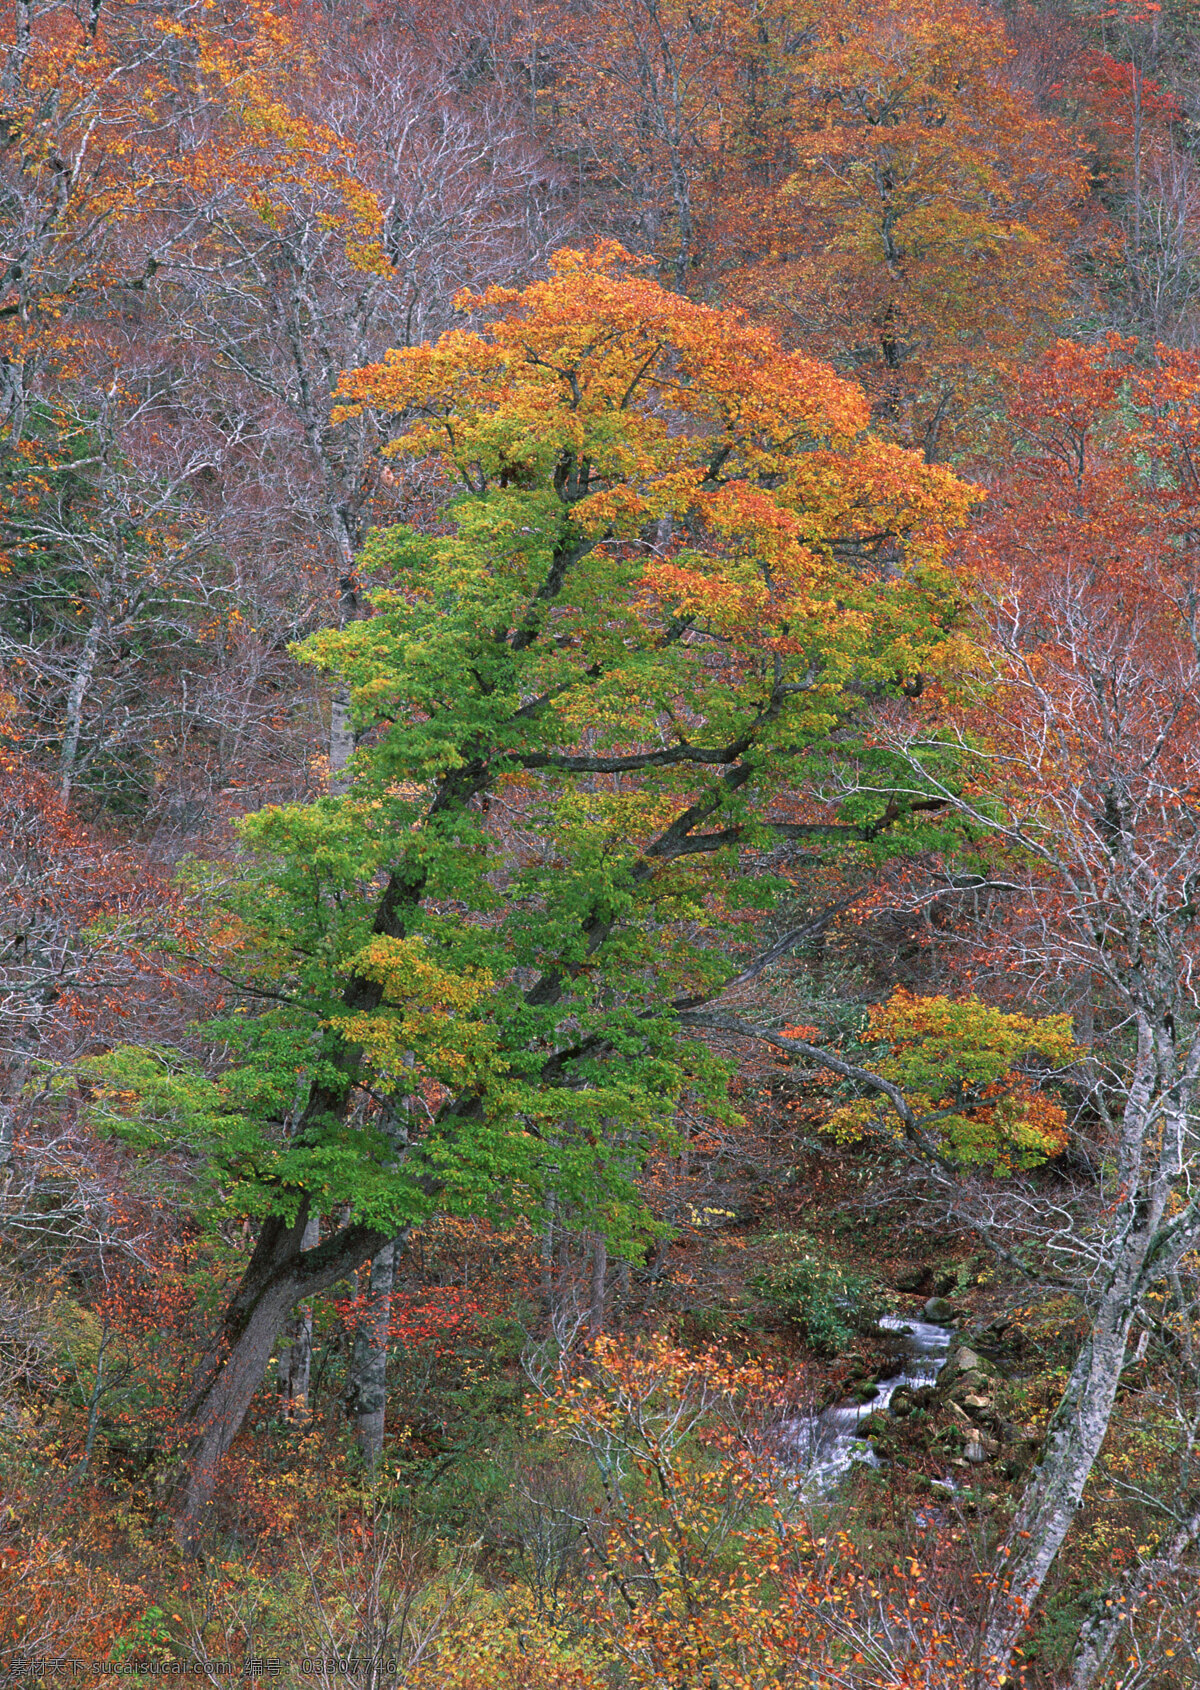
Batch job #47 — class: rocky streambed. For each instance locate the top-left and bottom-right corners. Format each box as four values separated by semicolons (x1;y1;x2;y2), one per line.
775;1303;955;1491
776;1300;1042;1493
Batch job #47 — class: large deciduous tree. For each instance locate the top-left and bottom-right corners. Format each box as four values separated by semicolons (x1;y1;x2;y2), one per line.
88;243;972;1541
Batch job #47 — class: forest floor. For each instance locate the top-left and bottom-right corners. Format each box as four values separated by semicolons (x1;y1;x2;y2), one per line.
5;1095;1149;1686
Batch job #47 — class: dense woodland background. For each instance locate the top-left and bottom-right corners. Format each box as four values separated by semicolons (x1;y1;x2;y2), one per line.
5;0;1200;1683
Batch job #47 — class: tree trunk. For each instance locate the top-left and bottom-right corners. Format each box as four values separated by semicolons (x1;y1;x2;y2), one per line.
588;1230;607;1339
981;1247;1145;1671
540;1203;555;1320
60;585;108;804
170;1206;394;1549
277;1211;321;1417
345;1239;396;1467
1068;1498;1200;1689
329;690;355;795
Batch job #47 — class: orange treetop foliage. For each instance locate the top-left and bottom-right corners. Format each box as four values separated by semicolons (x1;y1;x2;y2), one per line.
720;0;1088;461
333;241;972;580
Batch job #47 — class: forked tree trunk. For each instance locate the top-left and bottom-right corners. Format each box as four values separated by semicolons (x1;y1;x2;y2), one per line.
170;1205;393;1549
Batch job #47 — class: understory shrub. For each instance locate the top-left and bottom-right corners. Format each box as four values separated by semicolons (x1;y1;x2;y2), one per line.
749;1233;879;1352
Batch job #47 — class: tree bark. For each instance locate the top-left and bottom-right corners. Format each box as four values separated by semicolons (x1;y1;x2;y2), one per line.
59;582;109;804
329;691;355;795
170;1204;395;1549
588;1230;607;1339
277;1211;321;1417
980;1009;1200;1669
344;1239;396;1467
981;1264;1140;1671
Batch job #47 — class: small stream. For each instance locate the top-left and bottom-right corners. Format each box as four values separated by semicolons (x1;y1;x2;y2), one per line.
775;1313;954;1493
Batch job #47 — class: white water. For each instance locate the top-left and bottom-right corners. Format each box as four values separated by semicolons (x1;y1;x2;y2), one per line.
774;1313;954;1493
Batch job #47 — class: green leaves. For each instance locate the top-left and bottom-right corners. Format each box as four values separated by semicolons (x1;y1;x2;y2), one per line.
87;252;978;1249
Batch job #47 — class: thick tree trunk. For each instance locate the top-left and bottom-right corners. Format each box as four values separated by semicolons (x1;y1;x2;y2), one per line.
345;1239;396;1467
171;1206;394;1549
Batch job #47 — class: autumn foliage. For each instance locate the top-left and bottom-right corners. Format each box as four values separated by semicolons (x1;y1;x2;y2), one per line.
7;0;1200;1685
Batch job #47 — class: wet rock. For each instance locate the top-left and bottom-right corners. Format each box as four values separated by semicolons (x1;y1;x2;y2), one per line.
961;1392;994;1413
854;1412;890;1441
889;1388;916;1418
950;1344;983;1373
922;1296;956;1323
852;1380;880;1403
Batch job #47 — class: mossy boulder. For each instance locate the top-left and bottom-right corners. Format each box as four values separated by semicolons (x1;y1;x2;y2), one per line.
922;1296;956;1323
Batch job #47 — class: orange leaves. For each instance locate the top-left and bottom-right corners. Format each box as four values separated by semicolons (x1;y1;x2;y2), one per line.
826;989;1077;1170
326;239;980;772
338;237;874;511
720;0;1087;456
0;0;383;401
531;1332;995;1687
334;239;972;672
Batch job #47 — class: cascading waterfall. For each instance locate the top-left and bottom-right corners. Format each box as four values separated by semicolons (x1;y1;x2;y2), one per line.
775;1313;954;1492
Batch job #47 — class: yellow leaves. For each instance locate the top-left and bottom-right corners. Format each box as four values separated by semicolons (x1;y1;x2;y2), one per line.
339;239;926;503
826;988;1078;1169
329;935;503;1091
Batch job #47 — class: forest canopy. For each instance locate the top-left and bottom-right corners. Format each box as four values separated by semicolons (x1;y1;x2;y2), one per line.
5;2;1200;1686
